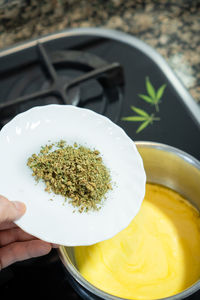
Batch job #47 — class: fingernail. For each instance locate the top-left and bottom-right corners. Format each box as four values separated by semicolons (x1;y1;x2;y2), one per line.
52;243;60;248
13;201;26;213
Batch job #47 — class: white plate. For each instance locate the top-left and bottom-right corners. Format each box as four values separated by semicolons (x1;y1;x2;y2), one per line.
0;105;146;246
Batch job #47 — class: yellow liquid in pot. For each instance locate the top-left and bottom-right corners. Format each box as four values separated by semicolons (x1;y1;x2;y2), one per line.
75;184;200;299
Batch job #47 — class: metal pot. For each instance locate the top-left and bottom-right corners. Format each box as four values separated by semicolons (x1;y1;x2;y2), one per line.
58;141;200;300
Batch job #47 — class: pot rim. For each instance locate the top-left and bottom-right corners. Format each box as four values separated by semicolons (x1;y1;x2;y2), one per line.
135;141;200;171
58;141;200;300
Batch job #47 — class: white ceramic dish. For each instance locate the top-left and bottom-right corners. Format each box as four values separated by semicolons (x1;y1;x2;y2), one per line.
0;105;146;246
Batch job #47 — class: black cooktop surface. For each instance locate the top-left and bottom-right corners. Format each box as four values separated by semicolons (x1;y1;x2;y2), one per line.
0;28;200;300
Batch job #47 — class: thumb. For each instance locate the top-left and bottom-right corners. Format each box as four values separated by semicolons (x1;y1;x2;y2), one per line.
0;195;26;224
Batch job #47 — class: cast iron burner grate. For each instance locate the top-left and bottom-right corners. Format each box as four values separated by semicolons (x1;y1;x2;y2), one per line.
0;43;124;128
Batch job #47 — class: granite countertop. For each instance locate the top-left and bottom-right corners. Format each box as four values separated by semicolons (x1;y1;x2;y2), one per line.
0;0;200;104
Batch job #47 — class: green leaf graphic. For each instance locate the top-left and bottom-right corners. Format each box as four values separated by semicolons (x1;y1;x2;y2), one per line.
122;77;166;133
138;94;154;103
131;106;149;117
136;120;150;133
156;84;166;102
146;77;156;100
155;103;159;112
122;107;160;133
122;116;147;121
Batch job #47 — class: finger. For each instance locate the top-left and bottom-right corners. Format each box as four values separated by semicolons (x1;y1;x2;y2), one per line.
0;240;52;269
51;243;60;248
0;195;26;223
0;227;35;247
0;222;17;230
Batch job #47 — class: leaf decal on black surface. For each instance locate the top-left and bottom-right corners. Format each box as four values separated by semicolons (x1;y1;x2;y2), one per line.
122;106;160;133
136;120;150;133
138;94;154;104
130;106;149;117
138;77;166;111
146;77;156;100
156;84;166;102
155;84;167;111
122;77;165;133
122;116;147;121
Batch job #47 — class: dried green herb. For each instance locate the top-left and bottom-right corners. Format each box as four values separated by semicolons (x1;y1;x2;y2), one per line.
27;141;112;213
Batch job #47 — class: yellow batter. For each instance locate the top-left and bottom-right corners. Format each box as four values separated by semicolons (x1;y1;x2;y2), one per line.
75;184;200;299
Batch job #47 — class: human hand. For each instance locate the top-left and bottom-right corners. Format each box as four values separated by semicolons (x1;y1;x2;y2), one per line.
0;195;54;270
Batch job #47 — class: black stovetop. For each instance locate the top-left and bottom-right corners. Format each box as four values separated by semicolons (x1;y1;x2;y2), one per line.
0;29;200;300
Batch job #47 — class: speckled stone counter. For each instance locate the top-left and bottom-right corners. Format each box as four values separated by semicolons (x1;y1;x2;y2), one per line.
0;0;200;103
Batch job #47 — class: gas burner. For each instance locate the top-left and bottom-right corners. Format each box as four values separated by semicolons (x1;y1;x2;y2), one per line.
0;43;124;127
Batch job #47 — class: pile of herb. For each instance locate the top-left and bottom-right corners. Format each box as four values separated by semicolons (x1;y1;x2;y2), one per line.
27;140;112;212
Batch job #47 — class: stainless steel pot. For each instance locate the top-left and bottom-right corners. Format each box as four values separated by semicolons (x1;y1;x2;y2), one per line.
59;141;200;300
